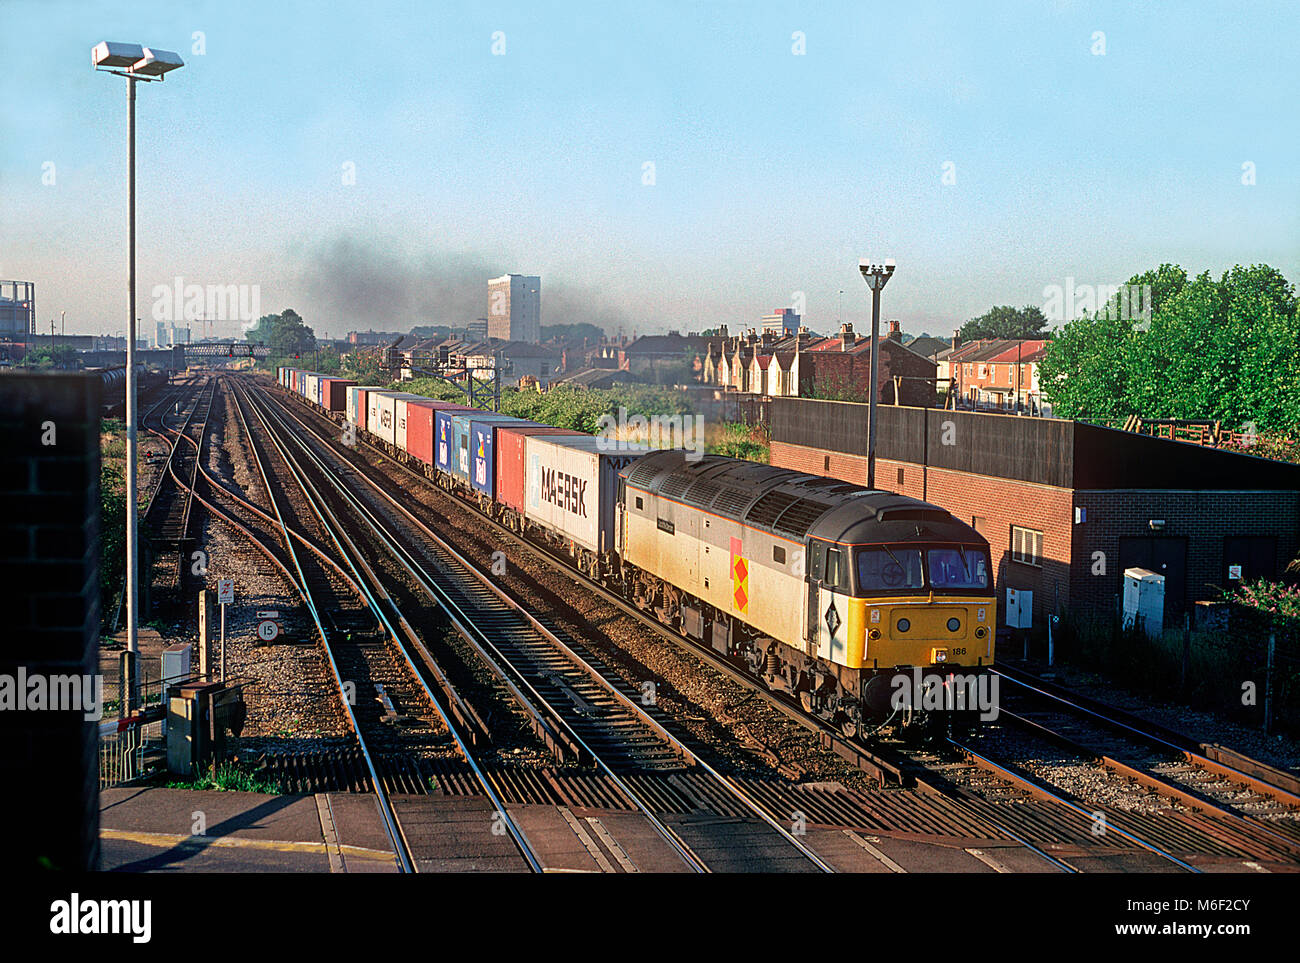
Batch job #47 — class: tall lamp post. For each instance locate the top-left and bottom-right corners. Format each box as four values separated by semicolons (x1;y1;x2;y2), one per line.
93;41;185;711
858;257;895;491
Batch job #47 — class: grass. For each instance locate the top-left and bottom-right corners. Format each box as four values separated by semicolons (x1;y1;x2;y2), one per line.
164;762;283;794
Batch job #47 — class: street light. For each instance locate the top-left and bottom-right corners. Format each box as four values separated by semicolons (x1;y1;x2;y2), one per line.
93;40;185;711
858;257;895;491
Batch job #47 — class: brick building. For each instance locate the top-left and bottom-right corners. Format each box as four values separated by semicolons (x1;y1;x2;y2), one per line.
770;398;1300;628
704;322;937;405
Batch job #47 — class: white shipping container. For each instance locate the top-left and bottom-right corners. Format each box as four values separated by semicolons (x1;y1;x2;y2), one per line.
395;396;419;453
370;392;425;448
347;385;383;428
524;434;639;555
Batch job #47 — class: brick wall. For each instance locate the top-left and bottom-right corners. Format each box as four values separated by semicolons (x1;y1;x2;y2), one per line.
0;372;101;871
1073;490;1300;614
772;440;1074;623
804;344;937;406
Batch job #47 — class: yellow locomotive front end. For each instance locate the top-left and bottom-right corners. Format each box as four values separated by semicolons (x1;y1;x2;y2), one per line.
804;505;998;734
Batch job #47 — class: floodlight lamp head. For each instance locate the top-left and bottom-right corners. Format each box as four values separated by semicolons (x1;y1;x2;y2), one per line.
92;41;145;68
132;48;184;77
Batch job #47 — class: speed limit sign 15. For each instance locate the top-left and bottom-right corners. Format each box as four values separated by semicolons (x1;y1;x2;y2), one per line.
257;620;280;643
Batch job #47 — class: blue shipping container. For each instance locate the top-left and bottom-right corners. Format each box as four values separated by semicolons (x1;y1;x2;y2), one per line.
469;416;537;495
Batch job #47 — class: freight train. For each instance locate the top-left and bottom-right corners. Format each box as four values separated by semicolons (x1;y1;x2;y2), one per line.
275;367;998;737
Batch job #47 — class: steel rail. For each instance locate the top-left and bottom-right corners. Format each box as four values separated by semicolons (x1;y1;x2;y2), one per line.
227;379;415;873
236;380;545;872
256;378;837;873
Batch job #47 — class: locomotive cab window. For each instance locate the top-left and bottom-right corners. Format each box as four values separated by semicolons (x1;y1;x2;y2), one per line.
928;546;990;590
772;545;786;565
635;496;643;510
825;548;849;591
857;547;924;592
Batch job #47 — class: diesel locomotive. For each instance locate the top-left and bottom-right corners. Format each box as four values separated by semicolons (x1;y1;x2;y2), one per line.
618;450;996;737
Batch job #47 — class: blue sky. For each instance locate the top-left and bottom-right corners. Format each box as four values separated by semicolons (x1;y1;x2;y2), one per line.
1;0;1296;339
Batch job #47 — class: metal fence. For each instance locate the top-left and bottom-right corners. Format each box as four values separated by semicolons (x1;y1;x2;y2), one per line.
99;719;148;787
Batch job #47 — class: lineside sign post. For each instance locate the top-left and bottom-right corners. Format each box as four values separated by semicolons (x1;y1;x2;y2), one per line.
217;578;233;681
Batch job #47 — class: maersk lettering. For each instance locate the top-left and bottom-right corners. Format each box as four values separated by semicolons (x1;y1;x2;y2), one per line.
540;466;588;517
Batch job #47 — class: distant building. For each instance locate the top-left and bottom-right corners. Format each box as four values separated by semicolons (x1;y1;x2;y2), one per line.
760;307;801;337
466;318;488;340
703;323;936;405
348;329;405;346
487;274;541;343
0;281;35;339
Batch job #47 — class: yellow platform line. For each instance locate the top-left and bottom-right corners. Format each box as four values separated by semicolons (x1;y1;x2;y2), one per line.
101;828;394;862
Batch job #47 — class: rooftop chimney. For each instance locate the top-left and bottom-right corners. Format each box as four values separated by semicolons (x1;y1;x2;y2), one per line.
952;329;961;350
888;319;902;342
840;322;854;352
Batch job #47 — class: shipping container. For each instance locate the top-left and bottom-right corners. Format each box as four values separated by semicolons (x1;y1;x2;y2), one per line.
467;415;540;496
448;412;517;484
523;434;645;555
395;395;443;454
346;385;384;428
434;408;458;475
495;425;583;515
318;377;356;413
369;392;427;447
403;399;468;467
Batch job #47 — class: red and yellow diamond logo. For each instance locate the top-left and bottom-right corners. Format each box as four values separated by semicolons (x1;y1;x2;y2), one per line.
730;537;748;614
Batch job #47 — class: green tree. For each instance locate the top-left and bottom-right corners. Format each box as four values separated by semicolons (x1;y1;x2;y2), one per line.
246;309;316;359
959;305;1048;341
1040;263;1300;433
343;349;388;384
23;345;79;369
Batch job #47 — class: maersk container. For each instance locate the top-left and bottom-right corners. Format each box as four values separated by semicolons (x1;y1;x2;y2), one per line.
468;415;539;496
523;434;645;555
404;400;468;467
395;395;443;454
495;425;583;514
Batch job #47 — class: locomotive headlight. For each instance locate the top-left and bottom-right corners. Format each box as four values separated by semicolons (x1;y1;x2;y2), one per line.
947;618;961;632
932;648;948;663
975;626;988;639
868;628;881;641
896;618;911;633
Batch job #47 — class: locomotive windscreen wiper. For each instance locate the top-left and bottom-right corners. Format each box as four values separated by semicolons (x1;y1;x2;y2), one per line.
881;544;904;570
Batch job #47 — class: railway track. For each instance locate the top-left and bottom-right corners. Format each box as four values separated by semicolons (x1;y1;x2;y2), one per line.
244;377;836;873
254;374;1300;872
982;663;1300;863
